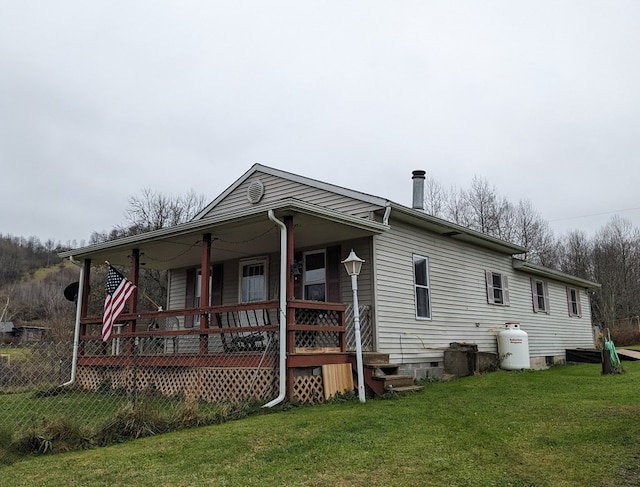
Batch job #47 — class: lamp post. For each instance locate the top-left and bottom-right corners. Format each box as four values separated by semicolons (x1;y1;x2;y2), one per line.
342;249;366;403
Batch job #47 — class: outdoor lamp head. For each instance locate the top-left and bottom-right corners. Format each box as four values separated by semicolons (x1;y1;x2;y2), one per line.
342;249;364;276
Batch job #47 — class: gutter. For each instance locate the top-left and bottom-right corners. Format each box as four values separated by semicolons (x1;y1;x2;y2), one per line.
61;256;83;387
512;258;601;289
263;210;288;408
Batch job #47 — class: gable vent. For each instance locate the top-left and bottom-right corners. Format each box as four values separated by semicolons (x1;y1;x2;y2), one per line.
247;179;265;204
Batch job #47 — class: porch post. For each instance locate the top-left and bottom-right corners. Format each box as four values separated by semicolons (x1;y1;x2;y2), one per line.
285;216;295;302
79;258;91;356
199;233;212;355
128;248;140;333
284;215;295;401
127;249;140;355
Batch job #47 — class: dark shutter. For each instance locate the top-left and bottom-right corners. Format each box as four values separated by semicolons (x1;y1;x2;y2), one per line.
530;277;539;312
211;264;223;306
294;251;303;299
502;276;510;306
185;268;196;328
485;271;494;304
326;246;341;303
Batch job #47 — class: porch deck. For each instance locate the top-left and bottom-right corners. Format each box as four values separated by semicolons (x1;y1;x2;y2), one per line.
76;300;354;403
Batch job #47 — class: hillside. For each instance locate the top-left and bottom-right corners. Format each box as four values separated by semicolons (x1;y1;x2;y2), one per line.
0;236;76;340
0;234;69;287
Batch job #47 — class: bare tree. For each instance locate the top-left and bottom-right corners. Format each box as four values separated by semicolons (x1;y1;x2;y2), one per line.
511;200;557;266
591;217;640;324
558;230;593;279
466;176;498;235
423;175;446;218
444;186;472;227
90;188;207;244
125;188;207;233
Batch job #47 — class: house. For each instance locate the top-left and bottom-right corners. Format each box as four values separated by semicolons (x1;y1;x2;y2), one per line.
59;164;599;404
0;322;17;344
0;321;49;345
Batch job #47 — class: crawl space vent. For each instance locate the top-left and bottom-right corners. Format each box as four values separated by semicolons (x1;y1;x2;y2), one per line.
247;179;265;204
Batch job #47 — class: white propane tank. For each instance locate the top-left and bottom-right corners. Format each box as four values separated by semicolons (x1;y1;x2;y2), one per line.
498;323;530;370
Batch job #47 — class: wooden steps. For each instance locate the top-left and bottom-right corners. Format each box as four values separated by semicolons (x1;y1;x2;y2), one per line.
351;352;423;396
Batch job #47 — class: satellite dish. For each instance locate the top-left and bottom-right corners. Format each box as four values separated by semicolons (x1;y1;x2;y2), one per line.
64;282;80;302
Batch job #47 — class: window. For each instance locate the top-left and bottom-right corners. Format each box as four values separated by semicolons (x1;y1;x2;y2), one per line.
413;255;432;319
194;270;212;309
185;265;222;328
303;250;326;301
531;278;550;313
193;269;212;326
239;258;268;302
567;287;582;317
485;271;510;306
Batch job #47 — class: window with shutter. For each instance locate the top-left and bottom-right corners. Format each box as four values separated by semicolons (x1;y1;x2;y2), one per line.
531;278;549;313
485;271;509;306
567;287;581;317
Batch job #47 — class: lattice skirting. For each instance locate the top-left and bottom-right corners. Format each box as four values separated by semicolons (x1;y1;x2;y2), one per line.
291;374;324;404
77;366;278;403
78;366;340;405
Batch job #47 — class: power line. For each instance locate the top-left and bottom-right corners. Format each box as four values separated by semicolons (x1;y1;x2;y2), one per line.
549;206;640;223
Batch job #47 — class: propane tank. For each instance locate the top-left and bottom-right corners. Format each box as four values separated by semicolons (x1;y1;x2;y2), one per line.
497;323;530;370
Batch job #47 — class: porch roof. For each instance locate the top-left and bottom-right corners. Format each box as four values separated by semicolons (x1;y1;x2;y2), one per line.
59;198;389;269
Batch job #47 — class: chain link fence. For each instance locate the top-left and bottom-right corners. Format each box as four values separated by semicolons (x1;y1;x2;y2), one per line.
0;314;281;458
0;303;371;457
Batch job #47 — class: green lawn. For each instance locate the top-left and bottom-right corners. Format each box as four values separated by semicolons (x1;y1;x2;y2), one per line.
2;362;639;486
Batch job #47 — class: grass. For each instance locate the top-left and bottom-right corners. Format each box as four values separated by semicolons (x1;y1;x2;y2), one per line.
1;390;132;430
1;362;640;486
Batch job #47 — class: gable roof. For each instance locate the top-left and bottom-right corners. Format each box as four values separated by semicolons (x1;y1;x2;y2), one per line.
193;163;388;220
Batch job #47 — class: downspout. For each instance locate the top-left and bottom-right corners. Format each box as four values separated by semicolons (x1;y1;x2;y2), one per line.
62;256;84;387
383;202;392;226
263;209;288;408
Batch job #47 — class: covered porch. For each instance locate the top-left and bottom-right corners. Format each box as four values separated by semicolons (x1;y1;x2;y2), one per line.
63;200;383;404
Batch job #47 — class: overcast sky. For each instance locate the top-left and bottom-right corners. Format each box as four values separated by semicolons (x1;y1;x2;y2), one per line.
1;1;639;246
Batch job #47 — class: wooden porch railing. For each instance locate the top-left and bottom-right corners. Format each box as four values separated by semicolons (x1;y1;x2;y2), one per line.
77;300;347;367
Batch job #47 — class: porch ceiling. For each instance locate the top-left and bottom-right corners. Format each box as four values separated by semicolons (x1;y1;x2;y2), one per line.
60;202;385;270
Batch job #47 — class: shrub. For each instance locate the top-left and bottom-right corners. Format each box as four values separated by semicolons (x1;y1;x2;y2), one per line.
609;326;640;347
11;416;91;454
95;399;169;446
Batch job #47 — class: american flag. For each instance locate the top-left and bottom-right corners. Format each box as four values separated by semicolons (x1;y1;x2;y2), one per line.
102;266;136;342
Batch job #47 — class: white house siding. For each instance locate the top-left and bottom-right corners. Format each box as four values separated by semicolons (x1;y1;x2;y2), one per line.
374;220;594;369
202;172;379;219
167;269;186;326
512;277;594;358
167;252;281;312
